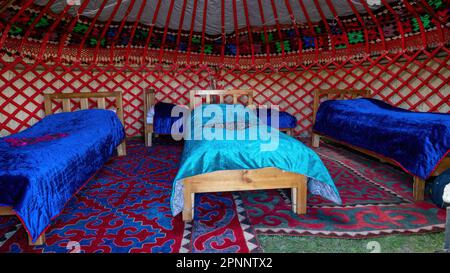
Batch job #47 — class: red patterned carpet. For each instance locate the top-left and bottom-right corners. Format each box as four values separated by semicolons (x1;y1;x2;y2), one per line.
0;139;445;253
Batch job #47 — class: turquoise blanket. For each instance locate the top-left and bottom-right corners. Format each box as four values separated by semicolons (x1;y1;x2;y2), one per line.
170;104;341;216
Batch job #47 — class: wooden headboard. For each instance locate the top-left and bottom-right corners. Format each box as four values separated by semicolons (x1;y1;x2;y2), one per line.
43;91;125;127
189;89;254;109
312;89;370;124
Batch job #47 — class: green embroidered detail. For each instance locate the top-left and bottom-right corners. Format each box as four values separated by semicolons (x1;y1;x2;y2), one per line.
314;26;322;34
9;25;23;35
88;38;97;46
427;0;444;9
73;22;89;34
335;44;347;49
275;40;291;53
348;31;364;44
261;33;273;43
412;14;434;32
203;44;213;54
35;17;50;28
191;36;201;44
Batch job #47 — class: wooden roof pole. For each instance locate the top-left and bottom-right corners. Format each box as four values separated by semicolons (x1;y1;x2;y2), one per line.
124;0;148;65
93;0;124;64
56;0;91;63
0;0;35;49
242;0;256;66
345;0;370;54
158;0;176;64
219;0;226;64
283;0;303;60
380;0;407;51
199;0;208;64
256;0;271;63
109;0;137;65
231;0;240;65
17;0;58;54
142;0;162;65
174;0;188;63
38;1;73;61
297;0;320;62
312;0;336;56
75;0;109;63
324;0;351;53
358;0;387;52
269;0;286;59
186;0;198;66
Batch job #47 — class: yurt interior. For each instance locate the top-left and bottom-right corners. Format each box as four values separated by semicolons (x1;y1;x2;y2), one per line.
0;0;449;254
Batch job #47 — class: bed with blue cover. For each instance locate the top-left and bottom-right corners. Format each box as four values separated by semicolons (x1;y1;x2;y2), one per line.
0;109;125;243
146;101;298;135
313;98;450;187
170;104;341;216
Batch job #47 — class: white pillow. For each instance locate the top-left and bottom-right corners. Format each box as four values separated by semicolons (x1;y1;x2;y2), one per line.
443;184;450;204
146;106;155;124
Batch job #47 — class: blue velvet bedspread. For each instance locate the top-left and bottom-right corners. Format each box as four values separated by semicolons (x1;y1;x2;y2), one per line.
255;108;297;129
313;98;450;179
152;102;297;134
0;109;125;242
153;102;185;134
170;104;341;216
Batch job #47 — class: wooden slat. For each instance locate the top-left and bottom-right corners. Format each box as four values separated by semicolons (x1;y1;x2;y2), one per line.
80;98;88;109
182;167;307;221
62;99;71;112
44;94;52;115
184;167;302;192
97;97;106;109
190;89;253;109
0;206;14;216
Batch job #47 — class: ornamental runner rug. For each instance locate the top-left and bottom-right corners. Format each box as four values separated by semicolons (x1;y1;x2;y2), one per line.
0;139;445;253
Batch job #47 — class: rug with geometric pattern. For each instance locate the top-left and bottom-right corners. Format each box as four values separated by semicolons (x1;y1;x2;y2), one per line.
0;139;445;253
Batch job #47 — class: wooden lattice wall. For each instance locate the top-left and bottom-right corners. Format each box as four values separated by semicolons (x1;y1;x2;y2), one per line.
1;47;448;137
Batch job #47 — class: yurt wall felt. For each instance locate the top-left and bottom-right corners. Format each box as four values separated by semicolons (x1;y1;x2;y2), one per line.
0;0;449;137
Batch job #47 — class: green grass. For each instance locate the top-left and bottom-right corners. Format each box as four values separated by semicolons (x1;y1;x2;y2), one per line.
259;232;446;253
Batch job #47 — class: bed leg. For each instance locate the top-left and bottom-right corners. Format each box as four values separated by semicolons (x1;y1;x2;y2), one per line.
413;176;425;202
182;184;193;221
296;177;307;215
117;141;127;156
29;233;46;246
312;134;320;148
146;133;153;147
291;187;297;213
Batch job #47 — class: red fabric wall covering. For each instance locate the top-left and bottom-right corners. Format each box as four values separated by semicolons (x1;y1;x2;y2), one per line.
1;46;449;137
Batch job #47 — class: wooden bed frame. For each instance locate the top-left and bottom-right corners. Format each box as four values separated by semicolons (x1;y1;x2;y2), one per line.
143;88;293;146
0;91;127;246
311;88;450;202
181;89;307;221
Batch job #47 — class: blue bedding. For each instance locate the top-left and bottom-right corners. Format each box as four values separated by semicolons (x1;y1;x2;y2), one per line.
313;98;450;179
151;101;297;134
153;102;185;134
170;104;341;216
0;109;125;243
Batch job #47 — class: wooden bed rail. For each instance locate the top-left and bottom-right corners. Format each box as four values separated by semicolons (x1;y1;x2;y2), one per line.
312;89;370;125
189;89;254;109
43;91;125;126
